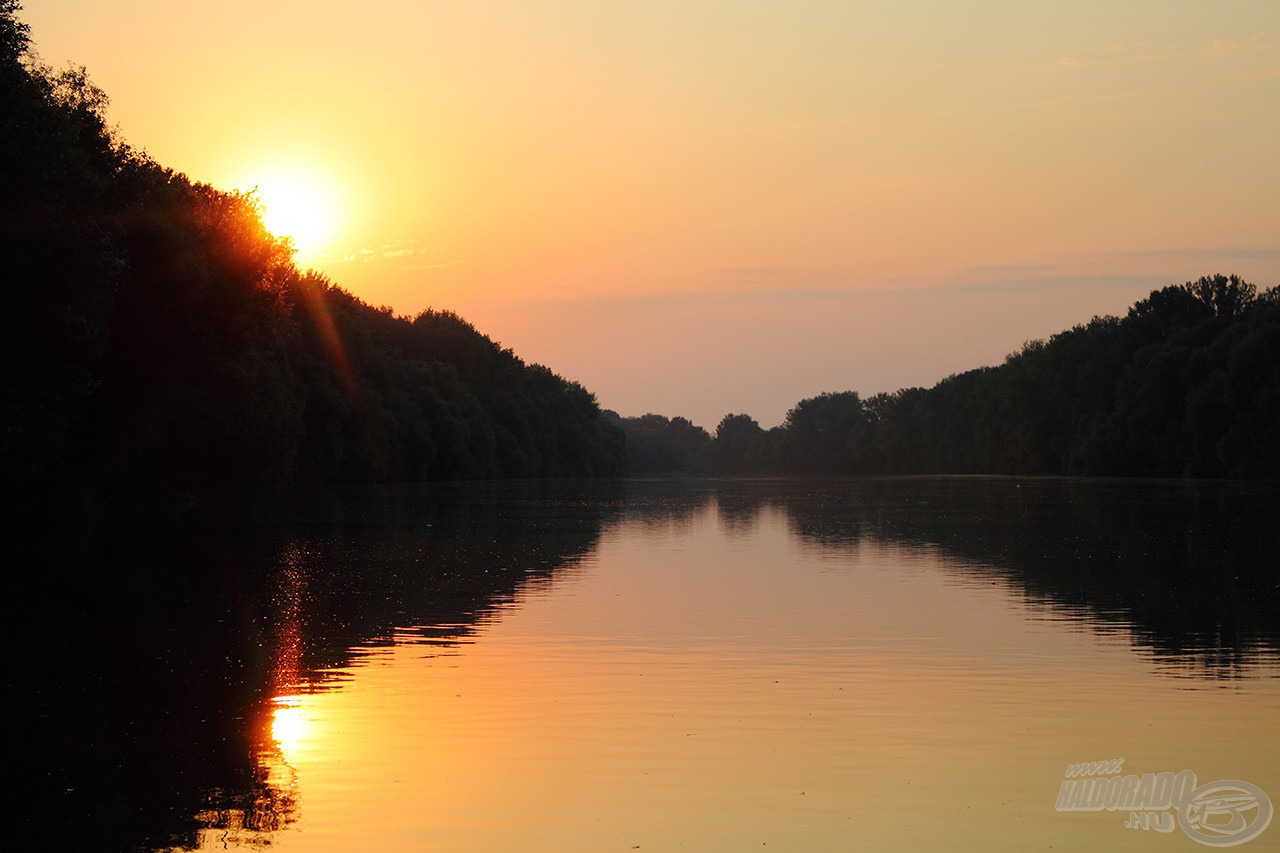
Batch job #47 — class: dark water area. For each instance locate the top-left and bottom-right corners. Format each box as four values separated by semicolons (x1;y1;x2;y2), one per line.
18;480;621;850
16;477;1280;851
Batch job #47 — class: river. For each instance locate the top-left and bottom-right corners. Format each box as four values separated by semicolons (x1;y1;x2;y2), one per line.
24;478;1280;850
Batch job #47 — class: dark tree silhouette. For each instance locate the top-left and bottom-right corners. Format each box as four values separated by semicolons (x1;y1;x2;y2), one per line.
674;275;1280;479
1;3;624;520
608;412;711;475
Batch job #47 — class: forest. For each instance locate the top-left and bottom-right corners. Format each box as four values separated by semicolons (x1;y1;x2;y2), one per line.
0;3;625;519
619;272;1280;478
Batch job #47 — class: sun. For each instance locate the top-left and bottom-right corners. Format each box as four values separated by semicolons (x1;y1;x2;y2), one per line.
252;169;339;257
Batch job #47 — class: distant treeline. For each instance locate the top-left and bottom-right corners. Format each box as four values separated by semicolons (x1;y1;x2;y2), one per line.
7;2;1278;522
616;273;1280;478
1;5;623;517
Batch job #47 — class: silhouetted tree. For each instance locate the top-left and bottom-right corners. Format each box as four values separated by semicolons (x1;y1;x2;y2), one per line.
712;413;765;472
686;275;1280;479
2;2;625;519
612;412;711;475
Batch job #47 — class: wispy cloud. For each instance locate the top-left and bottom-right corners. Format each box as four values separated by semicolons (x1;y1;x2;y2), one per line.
993;34;1279;78
500;246;1280;314
955;263;1060;279
1023;41;1184;74
405;260;462;271
1070;246;1280;264
323;239;454;266
501;273;1171;314
1197;33;1280;63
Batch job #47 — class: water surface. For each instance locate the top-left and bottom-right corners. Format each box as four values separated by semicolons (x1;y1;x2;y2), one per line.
27;478;1280;850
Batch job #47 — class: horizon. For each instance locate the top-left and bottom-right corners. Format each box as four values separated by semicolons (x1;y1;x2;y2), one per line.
24;1;1280;428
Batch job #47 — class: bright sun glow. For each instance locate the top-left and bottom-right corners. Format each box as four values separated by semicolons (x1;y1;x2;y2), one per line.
271;695;309;761
253;170;338;257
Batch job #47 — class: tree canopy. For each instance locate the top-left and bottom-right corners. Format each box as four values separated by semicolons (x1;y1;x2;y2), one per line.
2;3;624;519
688;274;1280;479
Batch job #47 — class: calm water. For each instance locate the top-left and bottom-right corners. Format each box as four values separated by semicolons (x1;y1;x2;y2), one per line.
25;478;1280;850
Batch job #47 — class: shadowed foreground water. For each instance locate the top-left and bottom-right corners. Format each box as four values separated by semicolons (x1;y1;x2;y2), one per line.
21;478;1280;850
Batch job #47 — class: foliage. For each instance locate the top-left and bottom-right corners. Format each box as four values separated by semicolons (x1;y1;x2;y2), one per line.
693;274;1280;479
608;412;711;475
2;3;623;518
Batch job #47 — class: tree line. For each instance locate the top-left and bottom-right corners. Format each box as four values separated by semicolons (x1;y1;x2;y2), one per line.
616;273;1280;478
6;0;1277;523
1;3;624;519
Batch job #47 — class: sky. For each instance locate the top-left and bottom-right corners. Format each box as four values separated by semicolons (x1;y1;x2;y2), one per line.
23;1;1280;428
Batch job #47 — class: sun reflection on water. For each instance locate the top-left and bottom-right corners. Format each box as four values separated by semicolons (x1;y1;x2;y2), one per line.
270;695;309;763
180;694;305;850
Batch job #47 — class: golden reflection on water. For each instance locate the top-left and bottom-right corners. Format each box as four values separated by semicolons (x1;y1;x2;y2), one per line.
182;699;305;850
271;696;309;764
187;497;1279;851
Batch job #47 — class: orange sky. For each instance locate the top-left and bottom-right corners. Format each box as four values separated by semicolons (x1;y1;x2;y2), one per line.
25;1;1280;427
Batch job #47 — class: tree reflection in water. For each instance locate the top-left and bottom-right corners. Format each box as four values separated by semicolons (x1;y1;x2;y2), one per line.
19;478;1280;850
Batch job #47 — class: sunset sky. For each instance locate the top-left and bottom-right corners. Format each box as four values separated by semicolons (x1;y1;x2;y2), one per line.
25;1;1280;427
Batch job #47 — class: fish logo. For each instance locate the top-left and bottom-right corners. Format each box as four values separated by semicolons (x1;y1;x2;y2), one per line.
1178;780;1273;847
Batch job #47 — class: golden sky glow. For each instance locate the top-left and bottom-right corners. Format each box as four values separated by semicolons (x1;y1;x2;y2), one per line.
26;1;1280;425
248;166;341;258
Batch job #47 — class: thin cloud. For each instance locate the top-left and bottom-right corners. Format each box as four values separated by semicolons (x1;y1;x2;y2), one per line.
1197;34;1280;63
1026;41;1183;74
956;263;1061;279
405;260;462;271
1071;246;1280;263
506;273;1171;313
330;240;443;264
